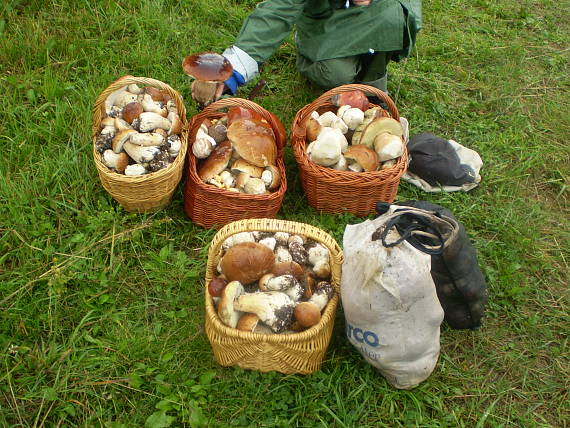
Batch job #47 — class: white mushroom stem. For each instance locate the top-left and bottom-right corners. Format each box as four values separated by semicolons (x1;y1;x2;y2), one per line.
218;281;245;328
124;164;147;176
141;93;167;117
308;282;334;311
192;135;216;159
123;141;161;163
137;112;171;132
168;135;181;157
234;291;295;333
265;275;298;292
221;232;255;251
308;244;330;266
129;132;165;146
243;177;266;195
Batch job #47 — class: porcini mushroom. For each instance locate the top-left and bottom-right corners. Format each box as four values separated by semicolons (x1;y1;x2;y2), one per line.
230;159;264;178
124;163;147;176
373;132;404;162
123;141;161;164
236;313;261;332
331;90;369;111
233;291;295;333
218;280;244;328
182;52;233;108
102;150;129;173
261;165;281;190
198;140;233;182
220;242;275;284
243;177;267;195
227;118;277;167
358;117;404;149
293;281;334;328
344;144;380;172
112;129;137;153
136;112;171;133
129;132;165;147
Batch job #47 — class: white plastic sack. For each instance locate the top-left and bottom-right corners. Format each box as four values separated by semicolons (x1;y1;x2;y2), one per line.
341;207;444;389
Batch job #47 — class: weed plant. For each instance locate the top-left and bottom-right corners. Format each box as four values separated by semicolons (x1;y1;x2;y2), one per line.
1;0;568;426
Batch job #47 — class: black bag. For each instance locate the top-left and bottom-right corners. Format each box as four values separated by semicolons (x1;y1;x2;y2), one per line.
407;133;477;187
375;200;488;329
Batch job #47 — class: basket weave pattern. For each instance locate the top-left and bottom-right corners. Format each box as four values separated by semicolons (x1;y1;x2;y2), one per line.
184;98;287;229
92;75;188;213
204;218;343;374
291;84;408;216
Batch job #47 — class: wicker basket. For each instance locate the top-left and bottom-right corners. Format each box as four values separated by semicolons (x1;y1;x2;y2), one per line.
290;84;408;216
204;218;343;374
184;98;287;229
92;75;188;213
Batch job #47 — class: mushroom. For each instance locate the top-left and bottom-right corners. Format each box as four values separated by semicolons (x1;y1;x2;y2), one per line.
145;86;166;102
114;118;133;131
243;177;266;195
288;241;308;265
258;273;275;291
112;129;137;153
339;106;365;130
124;163;147;176
141;93;168;117
129;132;165;147
312;260;331;279
219;170;235;188
198;140;233;182
122;102;144;124
230;159;263;178
208;122;227;143
284;281;304;302
358;117;404;149
182;52;233;108
308;130;343;166
208;277;229;298
100;125;115;138
218;280;244;328
123;141;161;163
192;134;216;159
381;159;397;170
344;144;380;172
258;237;277;252
112;89;139;110
351;108;383;145
305;117;322;142
221;231;256;251
220;242;275;284
127;84;144;95
293;281;334;328
263;274;299;292
261;165;281;190
136;112;171;133
332;155;348;171
308;243;330;266
168;111;183;136
226;106;265;125
227;118;277;167
373;132;404;162
233;291;295;333
167;135;181;157
274;246;293;264
331;90;370;111
236;313;261;332
272;261;304;280
274;232;290;246
147;148;172;172
235;172;250;190
102;150;129;173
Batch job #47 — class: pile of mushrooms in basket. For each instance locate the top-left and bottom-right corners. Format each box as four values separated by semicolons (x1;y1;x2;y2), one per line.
192;106;281;194
209;231;334;334
306;90;405;172
95;84;183;176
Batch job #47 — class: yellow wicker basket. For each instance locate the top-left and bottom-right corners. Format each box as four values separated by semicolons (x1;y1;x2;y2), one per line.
204;218;343;374
92;75;188;213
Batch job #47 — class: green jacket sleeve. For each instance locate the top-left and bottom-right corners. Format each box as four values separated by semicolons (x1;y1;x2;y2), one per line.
234;0;305;64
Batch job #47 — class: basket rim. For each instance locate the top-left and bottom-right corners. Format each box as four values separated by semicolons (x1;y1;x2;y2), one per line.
290;84;408;182
92;75;189;182
204;218;343;344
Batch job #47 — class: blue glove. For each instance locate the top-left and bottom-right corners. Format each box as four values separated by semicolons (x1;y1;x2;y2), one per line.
224;70;246;95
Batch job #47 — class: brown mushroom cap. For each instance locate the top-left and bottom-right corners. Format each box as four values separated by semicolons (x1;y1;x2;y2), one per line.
227;118;277;167
359;117;404;148
237;313;261;332
272;261;304;280
220;242;276;284
331;90;370;111
208;277;229;297
294;302;321;328
122;102;143;124
182;52;233;82
344;144;380;172
197;140;233;182
227;106;265;125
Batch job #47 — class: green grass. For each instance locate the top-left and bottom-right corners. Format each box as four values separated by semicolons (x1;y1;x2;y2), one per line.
1;0;568;426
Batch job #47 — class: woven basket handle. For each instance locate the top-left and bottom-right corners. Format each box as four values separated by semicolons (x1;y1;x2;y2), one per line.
92;75;187;138
191;97;287;150
292;84;400;139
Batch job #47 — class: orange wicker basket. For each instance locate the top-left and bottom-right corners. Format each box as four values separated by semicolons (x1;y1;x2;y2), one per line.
290;84;408;216
184;98;287;229
92;75;188;213
204;218;343;374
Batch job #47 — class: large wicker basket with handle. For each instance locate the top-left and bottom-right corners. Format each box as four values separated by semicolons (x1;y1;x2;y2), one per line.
204;218;343;374
92;75;188;213
290;84;408;216
184;98;287;229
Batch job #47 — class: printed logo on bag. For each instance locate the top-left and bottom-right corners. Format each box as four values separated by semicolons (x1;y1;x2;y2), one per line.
346;323;380;347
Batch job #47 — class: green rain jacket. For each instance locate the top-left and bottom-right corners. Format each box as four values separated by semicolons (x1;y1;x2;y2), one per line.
234;0;422;64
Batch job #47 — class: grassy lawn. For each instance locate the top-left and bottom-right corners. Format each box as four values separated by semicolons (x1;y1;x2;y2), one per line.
1;0;568;426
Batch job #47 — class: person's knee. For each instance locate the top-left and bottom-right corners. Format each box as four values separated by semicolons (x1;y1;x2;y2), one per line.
300;59;358;89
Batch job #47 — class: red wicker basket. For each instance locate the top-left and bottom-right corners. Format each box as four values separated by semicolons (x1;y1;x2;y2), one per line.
184;98;287;228
290;84;408;216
